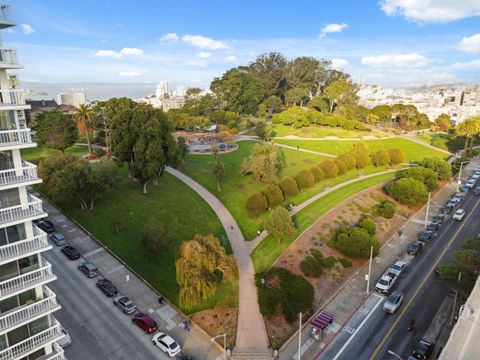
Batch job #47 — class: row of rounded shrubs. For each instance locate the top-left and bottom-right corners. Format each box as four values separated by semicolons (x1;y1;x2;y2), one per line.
246;147;406;216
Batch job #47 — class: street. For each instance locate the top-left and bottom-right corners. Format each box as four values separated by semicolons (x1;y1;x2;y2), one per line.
316;163;480;360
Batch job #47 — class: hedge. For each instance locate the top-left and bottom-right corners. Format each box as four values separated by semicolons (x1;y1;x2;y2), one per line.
371;150;390;167
295;169;315;189
247;191;268;216
278;176;299;198
337;153;356;170
319;160;339;179
261;184;285;208
310;167;325;182
335;158;347;175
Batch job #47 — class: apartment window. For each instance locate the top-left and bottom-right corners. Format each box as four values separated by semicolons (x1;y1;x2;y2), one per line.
5;316;50;348
0;334;7;351
0;294;18;313
0;260;18;282
21;347;46;360
0;150;13;170
28;316;49;336
0;110;16;130
0;289;37;314
18;254;39;275
0;223;26;246
18;289;37;306
0;187;20;208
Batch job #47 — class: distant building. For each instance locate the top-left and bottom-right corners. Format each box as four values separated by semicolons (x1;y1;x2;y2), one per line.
156;81;169;99
57;92;86;107
162;96;185;111
25;98;58;123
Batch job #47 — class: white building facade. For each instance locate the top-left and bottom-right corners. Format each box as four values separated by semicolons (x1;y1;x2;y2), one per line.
57;92;85;107
0;6;65;360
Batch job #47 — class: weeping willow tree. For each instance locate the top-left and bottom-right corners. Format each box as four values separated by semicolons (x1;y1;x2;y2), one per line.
176;234;237;310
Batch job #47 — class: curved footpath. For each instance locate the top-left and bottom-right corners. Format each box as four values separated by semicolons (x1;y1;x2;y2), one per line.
165;167;270;354
400;135;453;155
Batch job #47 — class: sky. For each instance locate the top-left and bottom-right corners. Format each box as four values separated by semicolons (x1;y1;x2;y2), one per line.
3;0;480;99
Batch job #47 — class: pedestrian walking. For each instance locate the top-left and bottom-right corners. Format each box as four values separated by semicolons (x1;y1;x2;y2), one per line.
398;228;403;237
158;296;164;305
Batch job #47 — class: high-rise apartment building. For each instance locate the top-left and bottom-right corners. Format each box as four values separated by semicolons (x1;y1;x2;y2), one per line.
155;81;169;98
57;92;86;107
0;5;65;360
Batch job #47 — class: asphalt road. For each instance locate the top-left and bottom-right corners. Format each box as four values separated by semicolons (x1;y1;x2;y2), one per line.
321;177;480;360
44;245;170;360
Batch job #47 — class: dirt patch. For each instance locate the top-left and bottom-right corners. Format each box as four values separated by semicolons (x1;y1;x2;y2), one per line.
262;185;414;346
235;184;246;191
302;158;314;163
191;307;238;348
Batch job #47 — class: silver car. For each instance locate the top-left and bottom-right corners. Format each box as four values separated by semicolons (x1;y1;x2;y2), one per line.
383;290;404;314
113;294;137;314
49;232;67;246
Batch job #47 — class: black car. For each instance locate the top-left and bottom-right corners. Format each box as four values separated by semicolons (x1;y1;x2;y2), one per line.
408;241;423;256
36;220;55;233
96;279;119;297
432;214;445;226
61;245;80;260
440;204;455;215
425;223;438;233
474;186;480;196
418;230;433;242
176;354;193;360
412;337;434;359
78;262;98;278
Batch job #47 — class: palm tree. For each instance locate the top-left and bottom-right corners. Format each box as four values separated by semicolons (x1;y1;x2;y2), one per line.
73;104;96;155
456;117;480;156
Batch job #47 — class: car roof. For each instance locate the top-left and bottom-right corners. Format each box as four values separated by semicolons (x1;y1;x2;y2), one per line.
136;313;154;322
456;209;465;213
83;262;96;269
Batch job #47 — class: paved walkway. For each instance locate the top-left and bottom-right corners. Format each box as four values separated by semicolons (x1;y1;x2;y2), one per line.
400;135;453;155
272;136;394;141
165;167;270;354
273;143;336;158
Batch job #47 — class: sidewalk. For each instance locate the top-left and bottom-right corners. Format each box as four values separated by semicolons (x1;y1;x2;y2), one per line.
279;160;478;360
36;193;224;360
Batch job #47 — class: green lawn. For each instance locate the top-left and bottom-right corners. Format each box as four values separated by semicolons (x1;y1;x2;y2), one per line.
21;145;88;164
274;138;449;162
181;141;329;240
251;172;399;273
41;168;234;313
272;124;387;139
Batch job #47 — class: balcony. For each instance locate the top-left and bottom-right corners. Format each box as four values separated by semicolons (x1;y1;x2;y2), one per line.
0;161;41;190
0;259;56;300
0;49;20;68
0;317;62;360
41;342;66;360
0;194;46;227
0;227;50;265
0;129;33;148
0;287;60;334
0;5;15;29
0;90;27;108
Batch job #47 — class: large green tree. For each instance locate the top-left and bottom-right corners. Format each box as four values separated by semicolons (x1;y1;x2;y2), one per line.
264;206;296;244
240;143;283;182
323;79;359;113
73;104;96;155
248;52;288;99
35;110;78;151
456;116;480;155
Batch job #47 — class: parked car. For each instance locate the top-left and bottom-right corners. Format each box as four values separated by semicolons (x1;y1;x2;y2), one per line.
474;186;480;196
175;354;193;360
383;290;404;314
78;262;98;278
49;232;67;246
451;193;463;204
113;294;137;315
432;214;445;226
412;337;435;359
61;245;80;260
466;179;476;188
425;223;438;233
472;172;480;180
152;332;181;357
389;260;408;277
96;279;119;297
408;241;423;256
58;326;72;347
132;313;157;334
459;184;470;193
453;208;466;221
418;230;433;242
36;220;55;233
441;204;455;215
375;271;398;294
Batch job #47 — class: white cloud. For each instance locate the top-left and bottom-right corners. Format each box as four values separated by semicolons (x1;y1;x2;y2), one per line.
458;33;480;53
361;53;433;68
159;32;179;42
187;60;207;68
361;70;461;88
94;47;144;59
181;34;229;50
197;51;211;58
380;0;480;23
5;28;15;34
449;59;480;70
331;58;349;69
225;55;237;61
21;24;35;35
321;23;348;34
119;71;140;77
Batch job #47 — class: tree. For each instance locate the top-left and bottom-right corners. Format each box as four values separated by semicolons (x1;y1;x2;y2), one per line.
335;158;347;175
419;157;452;180
399;166;438;192
435;114;451;131
385;178;428;207
213;161;225;191
310;167;325;182
349;142;370;169
73;104;96;155
337;153;356;170
141;223;168;258
246;192;268;217
261;95;283;115
254;120;272;141
272;106;309;128
456;116;480;155
264;207;296;243
359;218;376;235
35;110;78;151
241;143;282;183
295;169;315;189
371;105;392;123
319;160;339;179
177;136;189;164
248;52;288;99
323;79;358;113
308;96;330;113
388;149;406;164
278;177;299;199
371;150;390;167
373;200;396;219
333;226;380;258
176;234;237;310
261;184;285;208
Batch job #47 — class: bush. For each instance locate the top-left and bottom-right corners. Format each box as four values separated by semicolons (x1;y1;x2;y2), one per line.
319;160;339;179
295;169;315;189
94;147;106;157
300;249;323;277
321;256;337;268
261;184;285;208
359;218;376;235
399;166;438;192
431;137;448;150
332;226;380;258
338;258;353;268
349;142;370;169
385;178;428;207
246;192;268;216
374;200;396;219
335;159;347;175
264;207;296;242
371;150;391;167
256;268;314;323
337;153;356;170
278;177;299;199
388;148;406;164
419;157;452;180
310;167;325;183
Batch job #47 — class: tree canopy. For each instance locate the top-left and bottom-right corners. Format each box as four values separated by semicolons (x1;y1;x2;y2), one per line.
35;110;78;151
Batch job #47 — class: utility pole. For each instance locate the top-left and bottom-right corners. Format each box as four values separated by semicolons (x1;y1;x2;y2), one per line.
366;246;373;293
450;272;462;325
298;312;302;360
425;192;431;229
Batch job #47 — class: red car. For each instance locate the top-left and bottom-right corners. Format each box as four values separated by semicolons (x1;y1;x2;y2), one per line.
132;313;157;334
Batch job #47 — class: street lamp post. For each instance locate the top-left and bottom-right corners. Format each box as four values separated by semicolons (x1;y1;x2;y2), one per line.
457;161;470;192
366;246;373;293
387;350;404;360
211;333;227;360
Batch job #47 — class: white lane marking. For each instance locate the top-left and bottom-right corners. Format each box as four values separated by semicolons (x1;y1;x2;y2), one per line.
331;295;385;360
